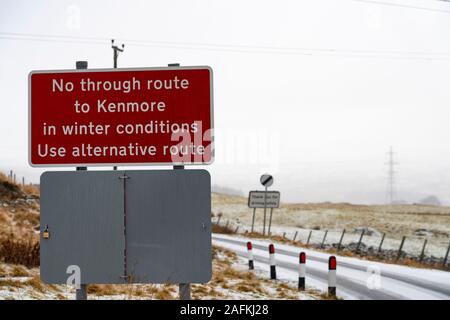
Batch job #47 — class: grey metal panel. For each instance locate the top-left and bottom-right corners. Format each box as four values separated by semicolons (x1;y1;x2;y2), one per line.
125;170;212;283
40;171;125;284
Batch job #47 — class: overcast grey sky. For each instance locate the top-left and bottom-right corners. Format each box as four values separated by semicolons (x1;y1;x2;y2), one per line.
1;0;450;204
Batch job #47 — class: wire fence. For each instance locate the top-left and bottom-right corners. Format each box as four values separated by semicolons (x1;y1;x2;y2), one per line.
213;217;450;267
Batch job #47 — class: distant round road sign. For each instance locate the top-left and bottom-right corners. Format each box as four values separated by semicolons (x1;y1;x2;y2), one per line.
260;174;274;187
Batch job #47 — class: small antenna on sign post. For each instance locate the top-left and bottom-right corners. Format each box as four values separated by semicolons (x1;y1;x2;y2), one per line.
111;39;125;68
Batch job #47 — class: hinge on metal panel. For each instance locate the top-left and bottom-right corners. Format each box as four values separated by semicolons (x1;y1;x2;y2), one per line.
118;174;130;180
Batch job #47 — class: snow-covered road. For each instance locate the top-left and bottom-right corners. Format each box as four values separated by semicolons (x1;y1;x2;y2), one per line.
213;233;450;300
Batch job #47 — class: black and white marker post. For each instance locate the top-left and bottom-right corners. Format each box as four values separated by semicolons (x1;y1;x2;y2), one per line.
260;174;273;236
298;252;306;291
269;244;276;280
247;241;254;270
328;256;337;297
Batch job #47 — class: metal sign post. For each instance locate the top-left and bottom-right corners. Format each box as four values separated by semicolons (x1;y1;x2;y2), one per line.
268;207;274;235
179;283;191;300
251;208;256;233
76;286;87;300
111;39;125;171
170;62;192;301
260;174;274;236
263;185;267;236
248;184;279;236
75;60;88;300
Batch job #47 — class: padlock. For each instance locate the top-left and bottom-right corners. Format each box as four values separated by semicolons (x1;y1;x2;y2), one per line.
42;225;50;239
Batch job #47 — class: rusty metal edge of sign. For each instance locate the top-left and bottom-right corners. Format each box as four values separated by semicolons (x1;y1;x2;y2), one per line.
28;65;214;167
247;190;281;208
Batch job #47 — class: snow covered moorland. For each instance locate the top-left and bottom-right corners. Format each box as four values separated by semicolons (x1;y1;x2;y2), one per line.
212;193;450;265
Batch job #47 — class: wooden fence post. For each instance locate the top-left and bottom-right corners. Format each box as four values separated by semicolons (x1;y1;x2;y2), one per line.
396;236;406;261
337;229;346;250
443;241;450;267
356;229;365;253
419;239;427;262
321;230;328;249
377;233;386;256
306;231;312;245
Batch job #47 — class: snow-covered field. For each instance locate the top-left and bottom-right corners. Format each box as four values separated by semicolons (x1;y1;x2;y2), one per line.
212;193;450;260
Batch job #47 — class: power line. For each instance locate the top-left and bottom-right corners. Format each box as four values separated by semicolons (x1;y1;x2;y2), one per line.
352;0;450;14
1;31;450;61
3;31;450;56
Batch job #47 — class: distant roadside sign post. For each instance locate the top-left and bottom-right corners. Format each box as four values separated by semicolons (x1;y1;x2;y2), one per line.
248;174;278;236
260;174;273;236
249;190;280;234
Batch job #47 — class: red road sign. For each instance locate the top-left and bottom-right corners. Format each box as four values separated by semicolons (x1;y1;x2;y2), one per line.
29;66;213;166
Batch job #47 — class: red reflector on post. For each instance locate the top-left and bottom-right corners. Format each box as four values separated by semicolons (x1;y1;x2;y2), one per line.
247;241;252;250
300;252;306;264
329;256;337;270
269;244;275;254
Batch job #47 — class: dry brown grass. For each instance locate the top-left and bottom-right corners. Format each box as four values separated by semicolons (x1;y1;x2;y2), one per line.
212;223;235;234
0;172;39;198
85;283;176;300
0;234;40;268
22;185;39;197
318;292;342;300
87;284;119;296
55;293;67;300
11;265;29;277
0;173;25;201
0;211;9;225
13;210;40;227
24;275;45;292
0;278;24;288
154;287;174;300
